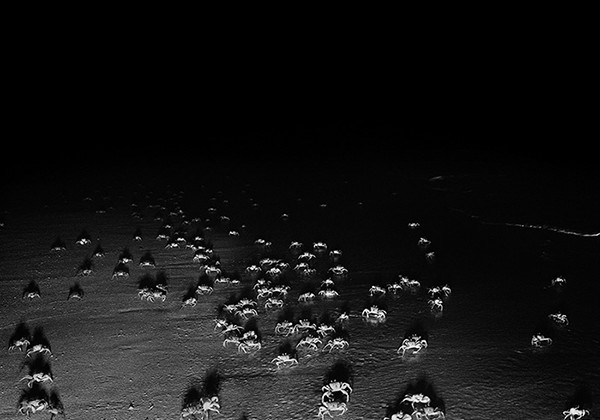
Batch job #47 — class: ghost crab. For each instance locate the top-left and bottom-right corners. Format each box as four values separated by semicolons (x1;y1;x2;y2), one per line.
397;334;428;356
548;312;569;327
322;380;353;404
531;333;553;348
180;396;221;419
563;406;590;420
296;336;322;351
26;344;52;358
413;406;446;419
318;401;347;419
18;398;49;417
264;297;284;311
428;298;443;312
275;321;294;336
384;411;412;420
271;353;299;369
361;306;387;323
9;338;30;352
322;337;349;353
21;372;53;388
237;331;261;354
401;393;431;410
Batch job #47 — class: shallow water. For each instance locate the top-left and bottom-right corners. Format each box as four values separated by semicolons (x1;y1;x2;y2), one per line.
1;160;599;420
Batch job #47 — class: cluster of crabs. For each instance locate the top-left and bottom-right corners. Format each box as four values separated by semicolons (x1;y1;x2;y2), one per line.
8;322;64;419
530;276;573;350
384;392;446;420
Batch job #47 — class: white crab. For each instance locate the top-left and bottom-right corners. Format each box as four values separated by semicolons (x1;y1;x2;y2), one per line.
294;264;317;279
563;406;590;420
401;393;431;409
408;222;421;229
264;297;284;311
296;336;322;351
255;286;272;299
235;307;258;321
271;285;290;298
319;288;339;299
298;292;315;303
318;401;347;419
336;312;349;325
23;292;41;300
313;242;328;254
271;353;299;369
316;324;336;338
548;312;569;326
196;285;213;295
265;267;283;280
289;241;304;252
531;333;553;347
275;321;294;336
9;338;30;352
238;331;261;353
204;266;222;281
417;237;431;250
428;298;443;312
414;406;446;419
398;276;421;292
322;380;353;403
182;297;197;307
21;372;53;388
387;282;404;294
551;276;567;287
259;258;277;271
180;396;221;419
362;306;387;322
26;344;52;358
369;285;386;296
329;250;343;263
18;399;49;417
322;337;349;353
297;252;316;264
76;237;92;246
397;335;428;356
292;320;317;335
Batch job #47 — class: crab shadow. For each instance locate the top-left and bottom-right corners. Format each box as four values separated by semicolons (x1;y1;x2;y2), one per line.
403;319;430;342
20;352;53;377
8;321;31;349
68;282;84;300
30;326;52;352
17;383;64;417
182;367;224;409
565;381;593;411
385;374;445;417
323;359;354;387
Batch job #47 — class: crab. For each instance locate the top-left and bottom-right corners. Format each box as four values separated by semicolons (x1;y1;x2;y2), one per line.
298;292;316;303
313;242;328;254
26;344;52;358
425;252;436;263
296;336;322;351
428;298;443;312
275;321;294;336
336;312;350;325
237;331;261;354
9;338;30;352
408;222;421;229
322;380;353;403
22;292;41;300
297;252;316;264
111;264;129;279
397;334;428;356
401;393;431;409
531;333;553;347
417;237;431;250
319;288;339;299
219;323;244;338
413;406;446;419
18;398;49;417
387;282;404;294
222;336;241;348
245;264;262;277
255;286;272;299
204;266;222;281
563;406;590;420
329;250;343;263
21;372;53;388
259;258;277;271
548;312;569;326
316;324;336;338
397;276;421;293
235;307;259;321
294;264;316;279
292;319;317;335
75;237;92;246
322;337;349;353
182;297;197;307
271;285;290;299
551;276;567;287
318;401;347;419
196;285;213;295
264;297;284;311
369;285;386;297
180;396;221;419
289;241;304;252
271;353;299;369
361;305;387;322
265;267;283;281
